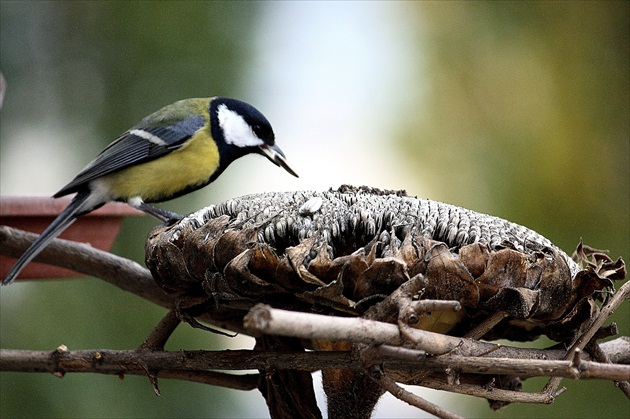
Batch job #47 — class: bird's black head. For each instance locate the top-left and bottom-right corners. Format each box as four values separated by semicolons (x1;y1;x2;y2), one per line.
209;97;298;177
210;97;274;150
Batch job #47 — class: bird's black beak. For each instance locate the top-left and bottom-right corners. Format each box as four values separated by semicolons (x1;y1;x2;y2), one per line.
258;144;299;178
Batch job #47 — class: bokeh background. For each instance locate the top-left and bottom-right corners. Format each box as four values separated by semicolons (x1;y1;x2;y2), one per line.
1;1;628;418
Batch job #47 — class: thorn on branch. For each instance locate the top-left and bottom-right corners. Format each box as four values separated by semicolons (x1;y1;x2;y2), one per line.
551;386;567;401
143;363;161;397
51;344;69;378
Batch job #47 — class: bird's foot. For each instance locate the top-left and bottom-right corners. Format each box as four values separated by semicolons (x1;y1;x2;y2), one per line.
134;202;184;225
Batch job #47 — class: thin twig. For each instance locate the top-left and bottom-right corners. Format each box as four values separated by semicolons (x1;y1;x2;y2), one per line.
464;311;508;340
569;281;630;356
412;376;555;404
136;309;183;394
367;365;464;419
139;310;181;351
542;280;630;397
586;340;630;399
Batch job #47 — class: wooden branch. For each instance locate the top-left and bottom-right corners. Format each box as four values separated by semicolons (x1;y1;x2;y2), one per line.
242;304;629;407
0;226;247;334
138;310;181;351
2;224;628;413
0;226;165;305
0;348;352;374
464;310;508;340
367;364;464;419
0;346;259;390
360;345;630;381
245;303;466;354
244;304;630;365
412;375;554;404
569;280;630;356
2;339;628;382
586;340;630;398
542;280;630;397
599;336;630;364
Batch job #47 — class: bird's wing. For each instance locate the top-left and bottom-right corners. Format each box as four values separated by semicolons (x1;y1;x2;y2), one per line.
54;114;207;197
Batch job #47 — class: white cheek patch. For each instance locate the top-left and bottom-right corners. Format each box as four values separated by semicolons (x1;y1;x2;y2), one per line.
217;104;264;148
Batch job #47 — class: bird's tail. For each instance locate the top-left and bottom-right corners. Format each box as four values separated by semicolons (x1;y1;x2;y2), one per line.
2;191;92;285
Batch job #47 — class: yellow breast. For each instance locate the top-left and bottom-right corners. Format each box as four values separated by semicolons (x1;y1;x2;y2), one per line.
104;130;220;202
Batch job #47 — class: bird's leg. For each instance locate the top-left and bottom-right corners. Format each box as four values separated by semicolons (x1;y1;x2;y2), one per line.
134;202;184;225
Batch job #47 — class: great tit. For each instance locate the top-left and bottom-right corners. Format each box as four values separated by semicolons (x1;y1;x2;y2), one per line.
3;97;298;285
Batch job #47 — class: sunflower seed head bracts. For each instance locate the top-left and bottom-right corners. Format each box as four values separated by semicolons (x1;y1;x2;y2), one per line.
146;185;624;342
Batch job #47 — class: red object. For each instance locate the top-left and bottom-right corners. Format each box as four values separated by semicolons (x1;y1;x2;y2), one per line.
0;196;143;280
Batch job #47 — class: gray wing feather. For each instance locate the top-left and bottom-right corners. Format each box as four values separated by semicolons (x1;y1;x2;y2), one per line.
54;115;206;197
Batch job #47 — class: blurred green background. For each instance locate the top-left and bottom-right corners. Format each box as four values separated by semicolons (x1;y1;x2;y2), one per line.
1;1;628;418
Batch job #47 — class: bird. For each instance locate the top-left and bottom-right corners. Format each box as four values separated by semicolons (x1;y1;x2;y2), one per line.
2;97;298;285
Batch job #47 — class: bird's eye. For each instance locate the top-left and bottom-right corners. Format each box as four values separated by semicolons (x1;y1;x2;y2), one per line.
252;124;264;137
